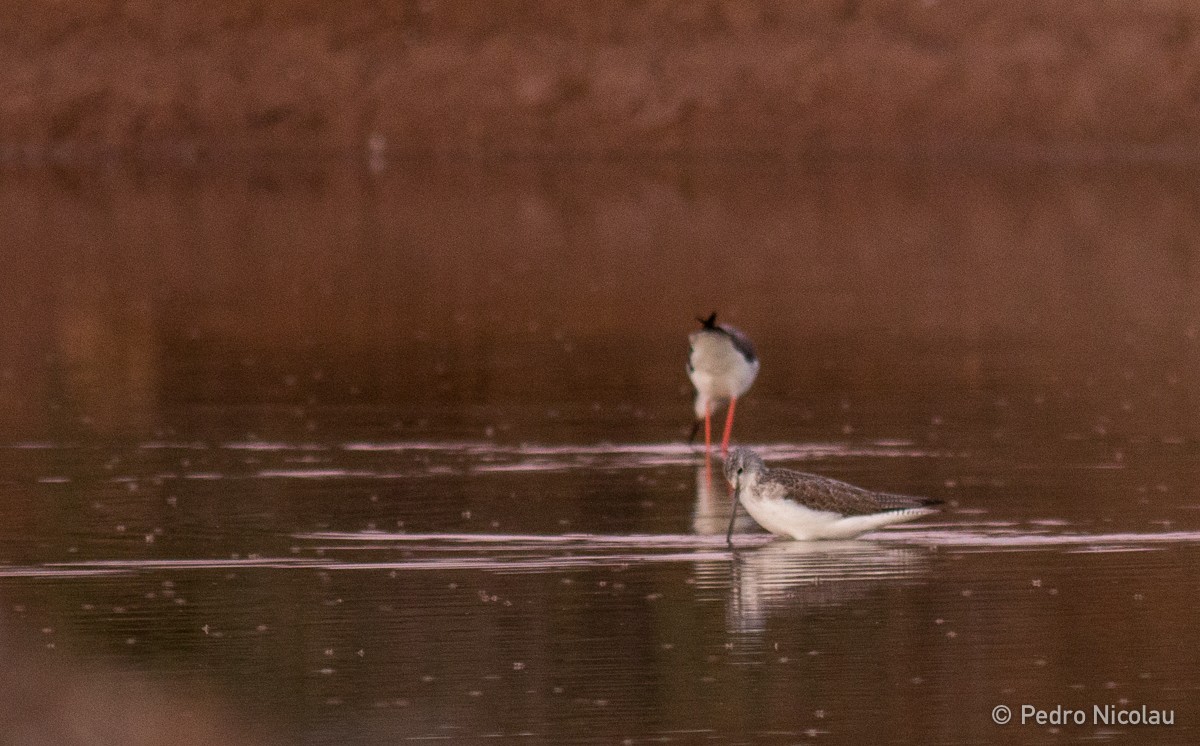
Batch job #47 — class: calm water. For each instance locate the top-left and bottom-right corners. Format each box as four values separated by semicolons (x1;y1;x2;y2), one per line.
0;160;1198;743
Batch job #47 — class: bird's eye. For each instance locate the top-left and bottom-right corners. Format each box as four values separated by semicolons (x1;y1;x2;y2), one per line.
737;467;744;475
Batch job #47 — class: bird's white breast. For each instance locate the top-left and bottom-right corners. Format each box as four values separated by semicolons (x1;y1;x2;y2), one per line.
740;489;843;540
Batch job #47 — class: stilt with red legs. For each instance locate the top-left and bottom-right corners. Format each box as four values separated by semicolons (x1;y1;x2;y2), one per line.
686;313;759;456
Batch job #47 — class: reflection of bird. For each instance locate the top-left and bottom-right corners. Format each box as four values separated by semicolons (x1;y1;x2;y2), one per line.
724;448;941;543
719;540;930;634
687;313;759;455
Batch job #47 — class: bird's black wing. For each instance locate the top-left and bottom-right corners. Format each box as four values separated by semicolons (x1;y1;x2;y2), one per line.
718;324;758;364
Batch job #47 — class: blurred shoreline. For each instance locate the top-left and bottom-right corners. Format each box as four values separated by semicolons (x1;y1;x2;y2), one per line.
4;2;1200;156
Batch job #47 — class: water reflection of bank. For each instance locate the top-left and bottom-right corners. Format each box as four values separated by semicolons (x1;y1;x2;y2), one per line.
0;162;1197;446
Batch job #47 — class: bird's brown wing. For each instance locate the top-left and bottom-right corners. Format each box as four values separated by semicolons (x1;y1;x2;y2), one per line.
764;469;940;516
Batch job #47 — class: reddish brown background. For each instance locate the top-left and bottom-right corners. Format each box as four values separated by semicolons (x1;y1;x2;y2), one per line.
4;1;1200;156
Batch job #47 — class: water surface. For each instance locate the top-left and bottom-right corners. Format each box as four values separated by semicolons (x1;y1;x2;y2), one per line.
0;160;1197;743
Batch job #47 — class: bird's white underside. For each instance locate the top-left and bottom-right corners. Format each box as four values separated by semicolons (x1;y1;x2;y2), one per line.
739;489;937;541
688;331;759;418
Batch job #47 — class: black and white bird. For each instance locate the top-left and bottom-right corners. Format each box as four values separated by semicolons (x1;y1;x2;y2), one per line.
687;313;759;454
723;448;942;543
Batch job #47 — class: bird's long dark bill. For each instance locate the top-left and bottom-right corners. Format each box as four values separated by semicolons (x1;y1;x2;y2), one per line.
726;484;740;547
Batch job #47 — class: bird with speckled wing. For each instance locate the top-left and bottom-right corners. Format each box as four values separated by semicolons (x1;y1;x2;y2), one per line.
723;447;943;545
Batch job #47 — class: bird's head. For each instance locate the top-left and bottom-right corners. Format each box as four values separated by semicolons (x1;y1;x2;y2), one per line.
723;447;765;490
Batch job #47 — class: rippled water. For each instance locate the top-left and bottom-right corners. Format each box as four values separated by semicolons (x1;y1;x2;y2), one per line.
0;161;1198;743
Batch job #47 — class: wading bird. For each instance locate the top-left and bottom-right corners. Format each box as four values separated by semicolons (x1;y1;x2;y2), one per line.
723;448;941;544
687;313;759;454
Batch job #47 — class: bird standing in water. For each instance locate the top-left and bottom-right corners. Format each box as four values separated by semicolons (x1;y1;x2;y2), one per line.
687;312;759;455
723;448;942;544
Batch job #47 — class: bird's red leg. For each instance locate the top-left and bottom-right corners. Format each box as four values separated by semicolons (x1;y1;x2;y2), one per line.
720;396;738;455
